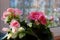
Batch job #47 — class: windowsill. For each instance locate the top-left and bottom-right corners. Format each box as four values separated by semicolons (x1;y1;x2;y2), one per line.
54;36;60;40
50;27;60;40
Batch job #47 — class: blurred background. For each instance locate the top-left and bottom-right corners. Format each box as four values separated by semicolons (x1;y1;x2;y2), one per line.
0;0;60;40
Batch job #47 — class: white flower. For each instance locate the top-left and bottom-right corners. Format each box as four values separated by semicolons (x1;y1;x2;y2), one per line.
19;33;26;38
7;33;12;39
27;23;32;27
11;27;18;33
11;33;17;38
18;27;25;32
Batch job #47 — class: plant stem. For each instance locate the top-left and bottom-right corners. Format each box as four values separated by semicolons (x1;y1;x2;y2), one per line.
27;28;40;40
31;30;40;40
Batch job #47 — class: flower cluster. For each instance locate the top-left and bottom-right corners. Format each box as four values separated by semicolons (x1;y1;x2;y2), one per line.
28;11;47;25
2;8;22;19
1;8;54;40
2;8;25;39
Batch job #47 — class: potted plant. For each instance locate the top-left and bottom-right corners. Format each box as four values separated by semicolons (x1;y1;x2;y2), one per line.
1;8;54;40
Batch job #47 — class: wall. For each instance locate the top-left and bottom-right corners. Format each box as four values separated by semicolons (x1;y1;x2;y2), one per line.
0;0;10;32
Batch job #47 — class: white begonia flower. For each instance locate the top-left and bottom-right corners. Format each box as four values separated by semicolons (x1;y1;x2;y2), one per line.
19;33;26;38
11;33;17;38
27;23;32;27
18;27;26;38
7;33;12;39
18;27;25;32
11;27;18;33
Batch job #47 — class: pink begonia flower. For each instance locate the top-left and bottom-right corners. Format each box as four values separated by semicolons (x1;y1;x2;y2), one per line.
28;11;47;25
10;19;20;28
2;8;22;19
7;8;15;13
2;11;11;19
39;15;47;25
10;19;20;33
50;16;54;21
14;8;22;15
2;27;9;32
28;11;44;20
35;20;40;25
